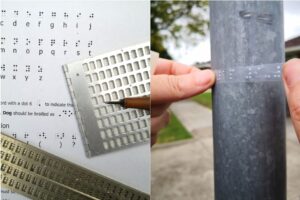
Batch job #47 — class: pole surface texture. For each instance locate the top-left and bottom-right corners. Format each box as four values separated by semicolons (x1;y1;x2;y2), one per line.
210;1;286;200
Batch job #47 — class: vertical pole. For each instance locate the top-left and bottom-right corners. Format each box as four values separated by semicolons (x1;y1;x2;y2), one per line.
210;1;286;200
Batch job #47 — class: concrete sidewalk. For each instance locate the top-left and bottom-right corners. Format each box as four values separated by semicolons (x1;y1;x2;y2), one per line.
151;100;300;200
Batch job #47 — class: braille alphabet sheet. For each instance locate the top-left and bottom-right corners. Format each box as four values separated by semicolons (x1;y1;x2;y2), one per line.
0;1;150;199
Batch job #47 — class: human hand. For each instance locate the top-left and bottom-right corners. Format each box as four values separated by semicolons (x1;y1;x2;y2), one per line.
151;58;215;145
283;58;300;143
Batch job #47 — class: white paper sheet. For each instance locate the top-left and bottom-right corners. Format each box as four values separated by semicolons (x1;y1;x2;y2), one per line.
0;1;150;199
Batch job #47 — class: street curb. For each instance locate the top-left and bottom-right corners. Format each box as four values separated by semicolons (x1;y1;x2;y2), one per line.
151;137;195;151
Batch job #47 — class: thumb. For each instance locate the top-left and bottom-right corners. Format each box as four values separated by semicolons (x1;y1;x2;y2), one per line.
283;58;300;142
151;69;215;104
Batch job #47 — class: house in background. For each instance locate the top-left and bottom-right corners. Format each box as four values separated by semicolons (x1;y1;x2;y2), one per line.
285;35;300;60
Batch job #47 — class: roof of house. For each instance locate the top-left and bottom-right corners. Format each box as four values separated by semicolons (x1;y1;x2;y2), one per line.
285;36;300;48
285;36;300;53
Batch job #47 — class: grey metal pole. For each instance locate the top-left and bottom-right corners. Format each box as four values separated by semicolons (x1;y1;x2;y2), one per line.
210;1;286;200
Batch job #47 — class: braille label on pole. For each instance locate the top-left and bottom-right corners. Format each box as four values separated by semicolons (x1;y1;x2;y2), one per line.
215;63;282;83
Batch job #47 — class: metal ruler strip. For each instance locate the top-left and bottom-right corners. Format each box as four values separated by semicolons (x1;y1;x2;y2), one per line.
1;133;150;200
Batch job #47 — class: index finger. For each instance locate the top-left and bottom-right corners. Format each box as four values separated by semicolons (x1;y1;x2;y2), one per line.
153;58;198;75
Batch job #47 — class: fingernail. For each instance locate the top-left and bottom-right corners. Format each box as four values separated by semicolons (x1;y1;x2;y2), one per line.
195;70;214;86
284;59;300;87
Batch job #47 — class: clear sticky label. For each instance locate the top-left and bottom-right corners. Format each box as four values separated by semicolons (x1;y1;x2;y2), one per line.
215;63;282;83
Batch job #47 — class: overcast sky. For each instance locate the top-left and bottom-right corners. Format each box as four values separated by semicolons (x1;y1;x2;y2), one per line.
168;1;300;65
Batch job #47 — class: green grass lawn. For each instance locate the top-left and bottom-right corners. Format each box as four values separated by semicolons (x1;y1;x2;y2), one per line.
157;112;192;144
191;92;212;109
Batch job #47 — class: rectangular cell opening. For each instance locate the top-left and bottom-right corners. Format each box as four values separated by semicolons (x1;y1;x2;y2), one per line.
96;59;103;68
124;52;130;60
110;56;116;64
103;57;109;66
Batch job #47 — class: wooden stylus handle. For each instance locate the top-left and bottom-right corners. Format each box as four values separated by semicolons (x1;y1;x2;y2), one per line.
124;97;150;110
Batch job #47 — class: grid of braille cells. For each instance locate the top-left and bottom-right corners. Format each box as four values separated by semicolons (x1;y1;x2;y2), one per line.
81;44;150;151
